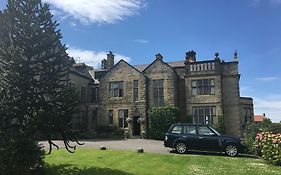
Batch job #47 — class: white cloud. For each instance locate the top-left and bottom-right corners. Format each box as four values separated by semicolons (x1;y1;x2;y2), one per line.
256;77;279;81
42;0;146;25
132;39;149;44
66;46;131;69
254;97;281;122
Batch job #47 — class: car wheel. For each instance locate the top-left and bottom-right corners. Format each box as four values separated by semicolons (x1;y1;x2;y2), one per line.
175;142;187;154
225;144;238;157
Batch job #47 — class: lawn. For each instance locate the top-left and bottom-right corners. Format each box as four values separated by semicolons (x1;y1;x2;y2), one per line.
45;148;281;175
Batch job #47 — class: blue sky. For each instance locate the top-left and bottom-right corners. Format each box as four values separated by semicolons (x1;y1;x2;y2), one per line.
1;0;280;122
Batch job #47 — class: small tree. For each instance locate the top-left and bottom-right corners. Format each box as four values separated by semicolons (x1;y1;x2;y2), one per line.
148;106;179;140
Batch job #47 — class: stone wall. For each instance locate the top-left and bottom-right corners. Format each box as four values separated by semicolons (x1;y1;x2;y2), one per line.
99;60;147;136
185;74;223;125
69;72;98;130
144;59;178;108
221;62;242;136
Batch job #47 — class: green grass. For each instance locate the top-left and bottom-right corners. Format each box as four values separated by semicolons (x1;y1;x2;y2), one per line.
45;148;281;175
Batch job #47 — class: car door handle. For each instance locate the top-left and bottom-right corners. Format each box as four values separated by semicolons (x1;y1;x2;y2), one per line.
198;137;204;139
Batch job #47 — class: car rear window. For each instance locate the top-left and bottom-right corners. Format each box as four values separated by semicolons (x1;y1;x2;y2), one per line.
183;125;196;135
171;125;182;134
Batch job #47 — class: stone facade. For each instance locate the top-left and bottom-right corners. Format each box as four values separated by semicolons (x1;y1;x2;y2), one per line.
98;60;147;136
71;50;254;137
69;63;99;131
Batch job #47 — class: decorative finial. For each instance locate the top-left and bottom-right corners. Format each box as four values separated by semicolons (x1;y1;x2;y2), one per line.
155;53;163;60
234;49;238;62
214;52;220;61
215;52;219;58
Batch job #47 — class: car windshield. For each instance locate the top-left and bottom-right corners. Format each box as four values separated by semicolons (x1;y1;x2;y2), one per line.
208;125;221;136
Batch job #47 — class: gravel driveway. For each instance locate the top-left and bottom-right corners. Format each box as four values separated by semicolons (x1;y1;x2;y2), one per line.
40;139;172;154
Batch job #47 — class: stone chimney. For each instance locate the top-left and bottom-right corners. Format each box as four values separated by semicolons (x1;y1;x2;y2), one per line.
185;50;196;62
106;51;115;70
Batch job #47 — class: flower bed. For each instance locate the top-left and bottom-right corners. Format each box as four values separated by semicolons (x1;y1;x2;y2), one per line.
253;132;281;165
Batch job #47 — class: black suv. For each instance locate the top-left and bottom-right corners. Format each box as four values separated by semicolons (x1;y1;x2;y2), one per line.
164;123;245;156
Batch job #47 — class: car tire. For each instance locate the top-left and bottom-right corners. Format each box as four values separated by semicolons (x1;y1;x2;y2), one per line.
225;144;238;157
175;142;187;154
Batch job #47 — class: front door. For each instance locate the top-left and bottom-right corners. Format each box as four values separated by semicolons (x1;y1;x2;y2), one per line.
133;116;141;136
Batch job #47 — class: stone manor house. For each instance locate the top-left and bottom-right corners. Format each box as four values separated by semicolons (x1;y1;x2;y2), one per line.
69;50;254;137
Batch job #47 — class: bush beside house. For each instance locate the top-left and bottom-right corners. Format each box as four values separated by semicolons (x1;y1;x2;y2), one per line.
148;106;179;140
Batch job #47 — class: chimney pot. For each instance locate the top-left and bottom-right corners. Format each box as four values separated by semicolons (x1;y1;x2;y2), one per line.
185;50;196;62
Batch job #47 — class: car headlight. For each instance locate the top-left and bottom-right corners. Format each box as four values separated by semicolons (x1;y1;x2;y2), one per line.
165;136;168;141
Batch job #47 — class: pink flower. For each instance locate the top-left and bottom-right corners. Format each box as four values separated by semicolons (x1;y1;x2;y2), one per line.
272;139;278;144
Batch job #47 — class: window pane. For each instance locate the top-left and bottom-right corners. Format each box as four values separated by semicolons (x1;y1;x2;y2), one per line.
153;79;164;106
184;126;196;135
119;82;123;88
118;110;124;118
159;80;164;87
192;107;198;115
124;118;128;128
159;87;164;106
192;80;197;87
192;88;197;95
118;118;123;128
153;80;158;88
198;126;214;136
211;87;215;95
171;126;182;134
199;116;204;124
133;80;138;101
119;88;123;97
203;79;209;86
124;110;128;118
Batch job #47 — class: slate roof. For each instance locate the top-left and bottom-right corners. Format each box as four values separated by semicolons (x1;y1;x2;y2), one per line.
133;60;185;72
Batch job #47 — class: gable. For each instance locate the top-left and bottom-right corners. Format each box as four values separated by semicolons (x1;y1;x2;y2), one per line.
102;60;146;81
143;59;178;78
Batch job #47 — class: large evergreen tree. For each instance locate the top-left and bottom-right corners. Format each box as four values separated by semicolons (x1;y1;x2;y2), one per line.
0;0;80;174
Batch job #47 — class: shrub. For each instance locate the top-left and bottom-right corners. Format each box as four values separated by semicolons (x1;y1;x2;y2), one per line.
244;123;265;153
253;132;281;165
148;106;179;140
96;125;115;134
215;115;225;134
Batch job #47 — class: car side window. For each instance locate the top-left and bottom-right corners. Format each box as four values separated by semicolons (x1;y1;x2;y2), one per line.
171;125;182;134
198;126;215;136
183;125;196;135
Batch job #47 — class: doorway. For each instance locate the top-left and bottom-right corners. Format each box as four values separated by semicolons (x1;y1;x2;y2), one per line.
133;116;141;136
